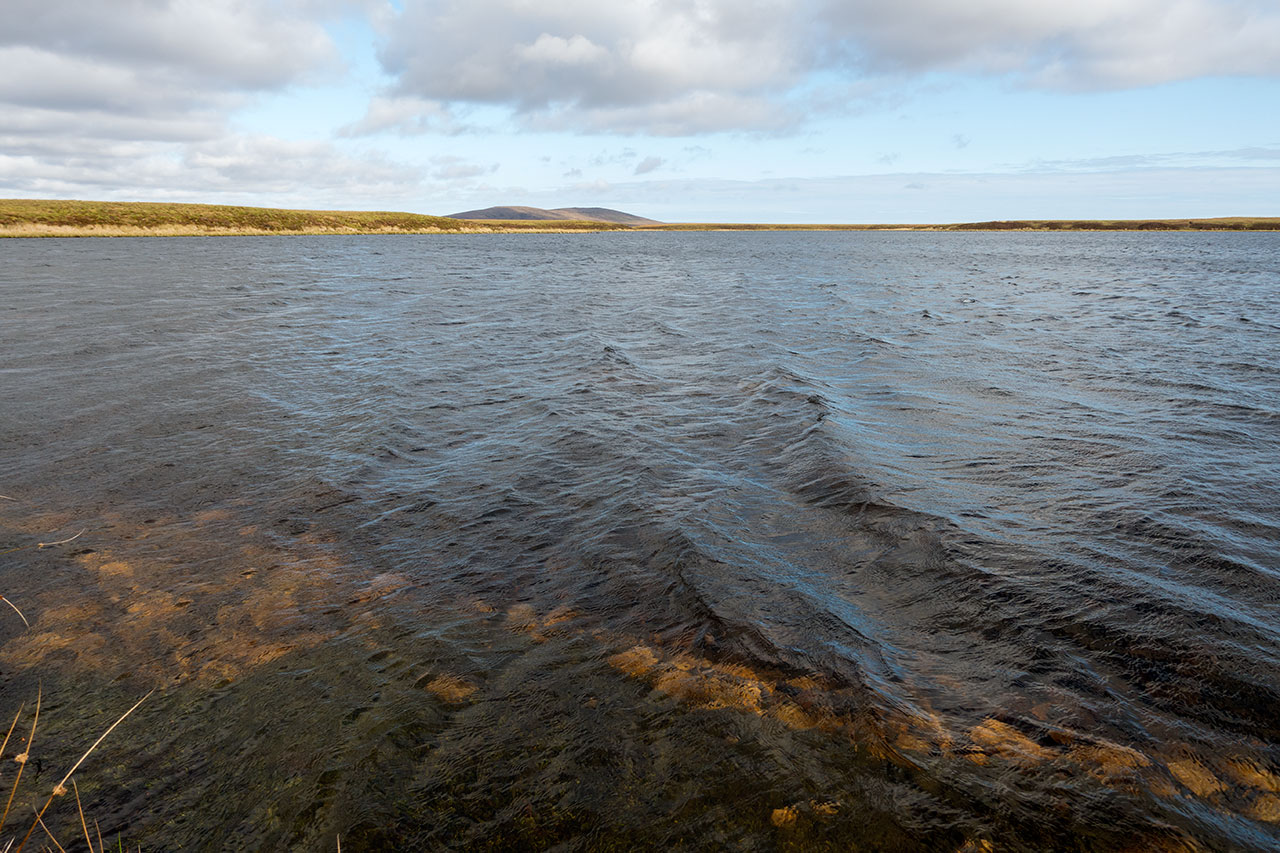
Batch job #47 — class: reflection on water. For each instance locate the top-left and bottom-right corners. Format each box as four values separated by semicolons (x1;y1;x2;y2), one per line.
1;232;1278;850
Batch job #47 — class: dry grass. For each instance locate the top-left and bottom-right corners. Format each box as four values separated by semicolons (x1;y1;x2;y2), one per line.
0;200;626;238
0;592;150;853
5;200;1274;236
2;223;459;238
940;217;1280;231
641;217;1280;231
13;692;152;853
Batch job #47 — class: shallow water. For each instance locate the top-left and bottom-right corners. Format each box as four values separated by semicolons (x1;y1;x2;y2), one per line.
1;232;1278;851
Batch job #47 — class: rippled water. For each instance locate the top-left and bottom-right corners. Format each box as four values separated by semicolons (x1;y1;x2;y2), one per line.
1;232;1278;851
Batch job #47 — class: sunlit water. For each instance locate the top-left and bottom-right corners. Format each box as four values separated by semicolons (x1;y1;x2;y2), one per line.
1;232;1278;851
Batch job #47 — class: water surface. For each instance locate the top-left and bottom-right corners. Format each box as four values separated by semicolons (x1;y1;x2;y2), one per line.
1;232;1278;850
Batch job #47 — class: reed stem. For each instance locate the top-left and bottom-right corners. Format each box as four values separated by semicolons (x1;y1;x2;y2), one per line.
15;691;151;853
2;688;41;831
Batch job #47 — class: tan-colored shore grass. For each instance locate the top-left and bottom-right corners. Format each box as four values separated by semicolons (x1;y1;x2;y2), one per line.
1;222;466;238
3;200;1277;236
0;199;625;238
939;217;1280;231
641;217;1280;231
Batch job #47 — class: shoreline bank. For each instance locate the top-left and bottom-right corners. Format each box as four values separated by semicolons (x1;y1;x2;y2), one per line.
3;200;1277;236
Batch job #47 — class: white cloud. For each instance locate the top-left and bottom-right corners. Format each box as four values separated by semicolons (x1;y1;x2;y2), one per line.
0;132;423;204
0;0;340;93
338;96;472;137
518;34;610;66
183;136;420;196
369;0;1280;135
526;92;801;136
822;0;1280;89
0;0;424;205
375;0;807;134
1;103;222;144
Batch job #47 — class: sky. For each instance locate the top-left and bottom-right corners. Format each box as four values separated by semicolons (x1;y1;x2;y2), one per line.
2;0;1278;223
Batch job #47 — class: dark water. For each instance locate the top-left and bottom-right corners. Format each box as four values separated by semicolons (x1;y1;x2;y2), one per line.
1;232;1278;851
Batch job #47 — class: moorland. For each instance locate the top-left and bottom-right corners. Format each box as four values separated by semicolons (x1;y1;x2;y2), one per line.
2;199;1277;237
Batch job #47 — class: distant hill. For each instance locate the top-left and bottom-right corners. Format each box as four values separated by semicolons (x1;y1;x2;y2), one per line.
448;205;660;225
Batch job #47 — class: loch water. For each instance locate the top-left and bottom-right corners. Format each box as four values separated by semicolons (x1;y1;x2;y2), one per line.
1;231;1278;851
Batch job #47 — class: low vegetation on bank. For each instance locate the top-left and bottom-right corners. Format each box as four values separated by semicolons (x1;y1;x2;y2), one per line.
2;199;1276;236
641;217;1280;231
0;200;625;237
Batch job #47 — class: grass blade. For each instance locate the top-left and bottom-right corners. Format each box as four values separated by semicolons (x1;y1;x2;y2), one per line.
52;691;153;797
16;691;151;853
34;811;66;853
0;597;29;629
2;687;41;831
36;530;85;550
0;704;25;790
72;781;95;853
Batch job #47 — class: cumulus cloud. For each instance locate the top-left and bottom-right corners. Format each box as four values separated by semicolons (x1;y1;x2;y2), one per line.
369;0;1280;135
525;92;800;136
821;0;1280;88
374;0;809;134
0;0;339;101
0;1;419;204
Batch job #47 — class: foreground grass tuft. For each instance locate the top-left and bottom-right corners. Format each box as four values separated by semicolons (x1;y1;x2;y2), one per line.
1;576;150;852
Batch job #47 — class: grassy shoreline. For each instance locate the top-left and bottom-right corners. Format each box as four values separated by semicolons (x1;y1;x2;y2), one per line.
2;200;1277;236
640;217;1280;232
0;199;626;237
